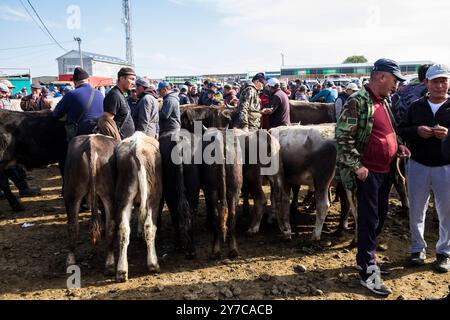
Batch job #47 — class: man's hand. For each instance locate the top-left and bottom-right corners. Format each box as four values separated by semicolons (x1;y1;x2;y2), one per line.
261;108;272;115
355;167;369;182
433;125;449;140
418;126;434;139
397;145;411;159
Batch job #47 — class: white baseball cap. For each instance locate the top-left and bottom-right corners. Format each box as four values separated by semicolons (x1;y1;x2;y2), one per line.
267;78;281;88
426;64;450;81
346;83;359;91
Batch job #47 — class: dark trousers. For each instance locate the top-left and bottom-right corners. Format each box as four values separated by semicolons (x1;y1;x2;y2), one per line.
356;171;390;279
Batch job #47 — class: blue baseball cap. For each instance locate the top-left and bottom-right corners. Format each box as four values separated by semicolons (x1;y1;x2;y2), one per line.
373;59;406;81
158;81;171;91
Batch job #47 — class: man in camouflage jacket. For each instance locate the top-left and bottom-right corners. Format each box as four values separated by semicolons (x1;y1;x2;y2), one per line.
335;59;411;297
234;73;266;131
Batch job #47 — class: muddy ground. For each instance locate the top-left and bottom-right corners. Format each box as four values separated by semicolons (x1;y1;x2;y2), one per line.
0;165;448;300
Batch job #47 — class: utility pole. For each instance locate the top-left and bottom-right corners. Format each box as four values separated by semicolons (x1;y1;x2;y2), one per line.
281;53;285;67
74;37;83;69
122;0;134;66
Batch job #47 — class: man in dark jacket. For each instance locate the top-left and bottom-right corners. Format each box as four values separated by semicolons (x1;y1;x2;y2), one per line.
133;78;159;138
53;67;104;136
261;78;291;128
20;84;52;112
103;67;136;139
188;86;200;105
223;84;239;107
392;64;432;124
179;86;190;105
398;64;450;273
158;81;181;134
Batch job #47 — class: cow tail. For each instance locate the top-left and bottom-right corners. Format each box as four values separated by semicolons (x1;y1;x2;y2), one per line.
135;142;148;233
89;147;101;246
174;152;191;246
218;137;229;243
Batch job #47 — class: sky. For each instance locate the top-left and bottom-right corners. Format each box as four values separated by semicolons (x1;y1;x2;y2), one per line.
1;0;450;78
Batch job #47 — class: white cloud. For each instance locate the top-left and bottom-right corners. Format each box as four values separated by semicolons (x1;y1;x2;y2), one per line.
0;5;30;22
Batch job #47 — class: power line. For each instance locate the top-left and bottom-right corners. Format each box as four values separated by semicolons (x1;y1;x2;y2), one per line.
0;41;73;52
19;0;54;45
24;0;67;52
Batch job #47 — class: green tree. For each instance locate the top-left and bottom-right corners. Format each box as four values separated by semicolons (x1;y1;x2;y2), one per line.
343;56;368;64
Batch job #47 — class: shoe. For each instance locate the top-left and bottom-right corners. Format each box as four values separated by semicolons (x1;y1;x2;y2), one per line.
0;191;5;200
410;252;427;266
19;186;41;198
356;264;391;275
433;254;450;273
360;273;392;297
25;175;34;181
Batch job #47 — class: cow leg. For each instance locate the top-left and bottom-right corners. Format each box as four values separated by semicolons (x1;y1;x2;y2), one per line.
242;182;250;217
311;187;330;242
164;192;182;251
144;203;160;274
116;201;133;283
0;169;24;212
271;180;292;241
228;194;240;258
102;197;116;277
66;198;82;267
247;181;266;236
206;190;222;259
335;182;351;235
290;185;300;213
346;189;358;246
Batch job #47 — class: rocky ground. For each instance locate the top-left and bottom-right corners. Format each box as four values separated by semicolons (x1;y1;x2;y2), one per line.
0;166;448;300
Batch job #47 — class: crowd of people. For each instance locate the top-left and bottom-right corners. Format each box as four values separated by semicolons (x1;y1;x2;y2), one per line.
1;58;449;298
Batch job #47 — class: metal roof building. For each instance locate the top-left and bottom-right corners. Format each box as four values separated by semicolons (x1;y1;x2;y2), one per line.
56;50;131;82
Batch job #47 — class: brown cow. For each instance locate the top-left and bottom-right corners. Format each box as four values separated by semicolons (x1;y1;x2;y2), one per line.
201;128;243;259
289;101;335;125
115;132;163;282
240;130;291;240
64;134;118;276
181;105;233;132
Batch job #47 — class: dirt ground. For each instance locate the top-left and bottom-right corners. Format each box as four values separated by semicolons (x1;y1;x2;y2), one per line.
0;165;448;301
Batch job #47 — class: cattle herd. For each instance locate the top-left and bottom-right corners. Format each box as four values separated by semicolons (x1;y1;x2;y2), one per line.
0;101;409;283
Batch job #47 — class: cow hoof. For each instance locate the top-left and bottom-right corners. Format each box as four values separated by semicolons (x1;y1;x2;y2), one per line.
147;264;160;274
228;249;240;259
104;266;116;277
282;233;292;242
116;271;128;283
12;204;26;212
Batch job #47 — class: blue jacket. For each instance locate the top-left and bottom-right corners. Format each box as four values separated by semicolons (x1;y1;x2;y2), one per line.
53;83;104;135
310;88;338;103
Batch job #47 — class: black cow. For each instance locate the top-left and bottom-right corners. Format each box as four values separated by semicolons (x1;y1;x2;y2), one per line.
0;110;67;211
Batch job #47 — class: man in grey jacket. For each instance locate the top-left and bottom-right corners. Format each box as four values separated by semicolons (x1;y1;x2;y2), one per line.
133;78;160;138
158;81;181;134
